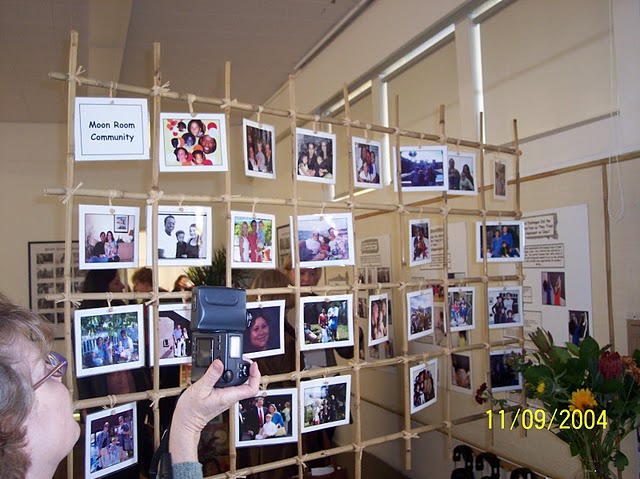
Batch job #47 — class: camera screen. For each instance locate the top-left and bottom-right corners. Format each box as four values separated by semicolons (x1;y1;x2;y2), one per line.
229;334;241;358
195;337;213;367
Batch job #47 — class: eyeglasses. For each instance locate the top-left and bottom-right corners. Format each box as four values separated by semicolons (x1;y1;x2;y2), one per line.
33;351;68;390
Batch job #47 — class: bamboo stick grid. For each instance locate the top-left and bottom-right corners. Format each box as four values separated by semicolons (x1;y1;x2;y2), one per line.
48;31;529;479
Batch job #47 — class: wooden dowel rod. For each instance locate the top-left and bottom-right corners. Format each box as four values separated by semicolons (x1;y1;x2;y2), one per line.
602;164;616;349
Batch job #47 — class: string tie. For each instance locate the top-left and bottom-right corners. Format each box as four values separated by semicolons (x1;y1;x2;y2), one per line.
150;81;171;96
287;109;297;119
146;189;165;205
221;194;241;204
106;292;114;311
397;281;408;291
68;66;86;86
145;291;171;307
295;457;308;469
187;94;197;117
60;182;84;205
220;97;238;110
402;430;420;440
342;117;352;127
148;391;160;409
396;205;406;214
55;294;81;308
256;105;264;125
438;134;448;145
348;361;361;372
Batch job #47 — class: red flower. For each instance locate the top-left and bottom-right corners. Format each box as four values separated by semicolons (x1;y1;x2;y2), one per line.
598;351;623;380
475;382;488;405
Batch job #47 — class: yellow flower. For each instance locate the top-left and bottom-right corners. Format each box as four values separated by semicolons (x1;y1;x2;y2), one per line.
569;388;598;412
536;382;545;394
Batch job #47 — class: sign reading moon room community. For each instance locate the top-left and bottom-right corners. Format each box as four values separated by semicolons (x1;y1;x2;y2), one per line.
74;97;150;161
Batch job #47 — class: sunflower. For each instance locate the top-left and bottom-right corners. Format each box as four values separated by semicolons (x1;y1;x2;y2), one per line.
536;381;545;394
569;388;598;412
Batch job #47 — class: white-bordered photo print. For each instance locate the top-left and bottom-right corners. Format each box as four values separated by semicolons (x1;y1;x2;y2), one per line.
230;211;276;269
368;293;389;347
244;299;286;359
300;294;354;351
352;136;382;189
490;349;523;392
407;288;434;341
85;402;138;478
243;118;275;180
394;145;448;192
300;375;351;433
158;113;228;172
494;159;507;200
447;152;477;195
488;286;523;329
410;359;438;414
74;304;145;378
295;127;336;184
148;303;192;366
291;212;355;268
79;205;139;270
448;287;475;332
236;388;298;447
409;218;431;267
147;205;212;267
476;221;525;262
451;352;472;394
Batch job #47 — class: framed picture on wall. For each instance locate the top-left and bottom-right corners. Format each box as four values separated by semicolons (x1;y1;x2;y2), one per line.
243;119;276;180
79;205;139;270
300;375;351;433
408;218;431;267
447;152;478;195
352;136;382;189
494;160;507;200
276;225;291;269
235;388;298;447
244;299;286;359
451;352;473;394
476;221;524;263
407;288;434;341
291;212;355;268
447;287;475;332
148;302;192;367
410;359;438;413
488;286;523;329
299;294;354;351
295;128;336;184
490;349;523;392
393;145;448;192
230;211;276;269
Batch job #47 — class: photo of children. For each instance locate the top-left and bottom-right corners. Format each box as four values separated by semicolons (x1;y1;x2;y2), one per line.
295;128;336;184
448;287;475;332
476;221;524;262
301;376;351;433
300;294;354;351
148;303;192;367
368;293;389;347
230;211;275;269
243;119;276;179
407;288;434;341
394;146;448;191
74;305;145;378
490;349;523;392
243;300;285;359
541;271;566;306
568;310;589;345
352;137;382;189
410;360;438;414
451;353;472;394
409;219;431;267
293;213;355;268
236;389;297;447
159;113;228;172
488;287;523;329
447;152;477;195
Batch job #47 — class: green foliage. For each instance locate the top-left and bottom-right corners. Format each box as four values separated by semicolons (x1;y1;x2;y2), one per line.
82;312;139;337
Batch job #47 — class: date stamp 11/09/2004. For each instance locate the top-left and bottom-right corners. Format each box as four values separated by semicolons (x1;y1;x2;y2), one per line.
486;409;607;431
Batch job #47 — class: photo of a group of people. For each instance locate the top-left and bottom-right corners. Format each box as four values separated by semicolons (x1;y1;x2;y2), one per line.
148;303;192;367
148;206;212;267
407;288;434;341
476;221;524;262
569;310;589;345
447;152;477;195
409;219;431;267
243;300;285;359
301;376;351;433
410;360;438;414
541;271;566;306
80;205;139;270
451;353;472;394
395;146;447;191
243;119;275;179
159;113;228;172
230;211;276;269
236;389;297;447
490;349;522;392
352;137;382;189
300;295;354;351
488;287;523;329
296;128;336;184
448;287;475;332
369;293;389;347
74;305;145;378
293;213;355;268
85;403;137;478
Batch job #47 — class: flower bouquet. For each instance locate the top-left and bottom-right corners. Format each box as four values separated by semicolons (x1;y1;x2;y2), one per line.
475;328;640;478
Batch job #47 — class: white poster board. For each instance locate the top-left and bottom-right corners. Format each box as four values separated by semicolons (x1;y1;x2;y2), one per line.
74;97;150;161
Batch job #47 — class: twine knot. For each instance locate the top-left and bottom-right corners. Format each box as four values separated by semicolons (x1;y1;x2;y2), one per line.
60;182;84;205
146;189;165;205
55;294;81;308
151;81;171;96
220;98;238;110
68;66;86;86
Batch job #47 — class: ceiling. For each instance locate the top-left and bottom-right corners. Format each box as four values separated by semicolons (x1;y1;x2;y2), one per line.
0;0;370;124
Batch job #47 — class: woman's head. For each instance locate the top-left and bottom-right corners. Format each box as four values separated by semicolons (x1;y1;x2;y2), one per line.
462;164;471;175
371;301;379;324
106;231;114;242
248;315;270;351
268;404;277;414
241;222;249;237
82;269;124;294
189;224;200;239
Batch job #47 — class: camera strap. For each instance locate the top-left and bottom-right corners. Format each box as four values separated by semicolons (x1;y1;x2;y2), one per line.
149;427;173;479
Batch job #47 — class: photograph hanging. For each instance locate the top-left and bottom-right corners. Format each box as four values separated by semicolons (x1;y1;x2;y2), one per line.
276;225;291;269
295;127;336;184
447;152;477;195
300;375;351;433
79;205;139;270
394;145;448;192
291;212;355;268
494;160;507;200
299;294;354;351
488;286;523;329
447;287;475;332
230;211;276;269
410;359;438;414
243;118;275;180
541;271;566;306
244;299;286;359
352;136;382;189
148;303;192;366
74;304;145;378
568;310;589;345
490;349;523;392
476;221;525;262
408;218;431;267
147;205;212;267
85;402;138;479
368;293;389;347
407;288;434;341
451;352;473;394
236;388;298;447
158;113;228;172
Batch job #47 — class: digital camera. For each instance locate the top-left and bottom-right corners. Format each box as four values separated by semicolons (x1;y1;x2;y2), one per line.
191;286;251;388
